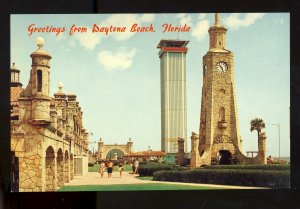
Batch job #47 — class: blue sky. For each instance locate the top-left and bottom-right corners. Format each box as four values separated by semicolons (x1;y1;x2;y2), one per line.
11;13;290;157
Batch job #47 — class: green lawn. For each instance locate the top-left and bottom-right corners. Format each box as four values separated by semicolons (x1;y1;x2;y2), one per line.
89;164;133;172
58;183;223;191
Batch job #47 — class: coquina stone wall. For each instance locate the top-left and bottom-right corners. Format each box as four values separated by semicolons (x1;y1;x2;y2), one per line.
10;38;89;192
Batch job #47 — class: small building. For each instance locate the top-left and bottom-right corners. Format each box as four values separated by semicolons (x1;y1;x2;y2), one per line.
97;138;133;160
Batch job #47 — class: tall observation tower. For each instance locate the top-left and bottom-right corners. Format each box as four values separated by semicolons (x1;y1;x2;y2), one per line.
157;39;189;154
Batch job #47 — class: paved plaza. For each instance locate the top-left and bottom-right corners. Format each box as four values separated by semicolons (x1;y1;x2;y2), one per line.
63;172;267;189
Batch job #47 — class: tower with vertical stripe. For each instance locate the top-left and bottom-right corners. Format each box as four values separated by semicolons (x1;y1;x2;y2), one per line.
157;39;189;153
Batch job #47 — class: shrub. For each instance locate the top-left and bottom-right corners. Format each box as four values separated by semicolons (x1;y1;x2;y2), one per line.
138;162;188;176
88;163;94;167
201;164;290;171
153;169;290;188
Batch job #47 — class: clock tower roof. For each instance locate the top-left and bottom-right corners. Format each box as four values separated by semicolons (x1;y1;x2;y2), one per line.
208;13;229;51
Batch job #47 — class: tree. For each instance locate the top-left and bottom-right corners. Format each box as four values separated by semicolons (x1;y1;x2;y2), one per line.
250;118;266;140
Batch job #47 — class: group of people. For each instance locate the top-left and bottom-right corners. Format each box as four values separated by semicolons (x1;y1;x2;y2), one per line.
98;159;140;178
98;160;124;178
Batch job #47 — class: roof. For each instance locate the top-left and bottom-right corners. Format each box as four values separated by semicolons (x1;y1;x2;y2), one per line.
11;87;56;107
124;151;167;157
10;87;23;106
157;39;189;48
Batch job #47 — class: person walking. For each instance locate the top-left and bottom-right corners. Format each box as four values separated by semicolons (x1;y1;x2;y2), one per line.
107;160;113;178
131;160;135;173
118;161;124;178
134;159;139;174
99;161;106;178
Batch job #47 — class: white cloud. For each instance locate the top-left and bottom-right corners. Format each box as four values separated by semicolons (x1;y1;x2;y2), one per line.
97;47;137;71
225;13;265;30
191;20;209;41
75;26;101;49
101;14;155;41
68;14;156;49
175;13;192;26
141;14;155;22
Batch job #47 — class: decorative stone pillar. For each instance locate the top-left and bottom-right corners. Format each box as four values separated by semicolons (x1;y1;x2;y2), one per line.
258;132;267;164
190;132;200;168
50;106;57;129
98;138;104;159
53;153;58;191
64;152;70;183
177;137;185;166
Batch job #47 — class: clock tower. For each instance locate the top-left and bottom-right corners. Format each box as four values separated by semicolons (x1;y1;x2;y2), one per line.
199;13;243;165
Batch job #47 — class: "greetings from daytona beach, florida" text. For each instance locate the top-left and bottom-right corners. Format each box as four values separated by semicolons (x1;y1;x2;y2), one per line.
27;23;191;36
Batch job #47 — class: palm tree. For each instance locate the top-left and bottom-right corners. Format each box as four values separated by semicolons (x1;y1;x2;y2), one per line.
250;118;266;140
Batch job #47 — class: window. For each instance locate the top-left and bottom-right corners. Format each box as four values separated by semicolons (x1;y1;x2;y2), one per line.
219;107;225;121
37;70;42;92
11;72;15;82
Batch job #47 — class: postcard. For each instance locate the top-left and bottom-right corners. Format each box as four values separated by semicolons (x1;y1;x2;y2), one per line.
10;13;290;192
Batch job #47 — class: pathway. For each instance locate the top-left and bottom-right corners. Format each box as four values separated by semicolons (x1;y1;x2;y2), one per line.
64;172;268;189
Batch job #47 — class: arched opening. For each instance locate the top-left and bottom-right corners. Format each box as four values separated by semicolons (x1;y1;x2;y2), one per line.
10;151;19;192
37;69;42;92
70;154;74;180
64;150;69;183
218;150;232;165
220;88;225;94
200;150;204;157
56;148;64;187
219;107;225;122
106;149;124;160
45;146;56;191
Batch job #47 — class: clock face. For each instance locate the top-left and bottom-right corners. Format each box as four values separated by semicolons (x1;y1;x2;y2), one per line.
216;61;228;73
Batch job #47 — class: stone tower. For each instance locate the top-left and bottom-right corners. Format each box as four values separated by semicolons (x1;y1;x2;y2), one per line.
157;39;189;154
10;63;22;87
198;13;242;165
20;37;52;125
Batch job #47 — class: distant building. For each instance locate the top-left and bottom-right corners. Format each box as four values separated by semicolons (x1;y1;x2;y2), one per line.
157;39;189;154
123;150;166;162
10;38;89;192
97;138;133;160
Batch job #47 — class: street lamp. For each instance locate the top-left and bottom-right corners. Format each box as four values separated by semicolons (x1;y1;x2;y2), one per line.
272;123;280;162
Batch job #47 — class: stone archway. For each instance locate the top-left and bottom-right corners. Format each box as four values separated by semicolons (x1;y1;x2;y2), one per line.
64;150;69;183
45;146;56;191
70;154;74;180
56;148;64;187
106;149;124;160
218;150;232;165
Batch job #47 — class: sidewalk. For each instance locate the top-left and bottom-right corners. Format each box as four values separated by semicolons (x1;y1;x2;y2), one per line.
64;172;268;189
65;172;151;186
